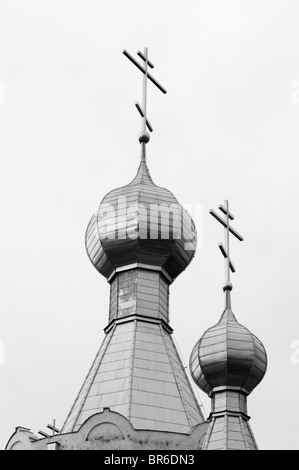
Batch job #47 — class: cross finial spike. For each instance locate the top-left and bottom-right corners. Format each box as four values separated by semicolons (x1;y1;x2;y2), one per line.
122;47;167;163
224;199;230;286
209;200;244;294
142;47;148;134
139;47;150;162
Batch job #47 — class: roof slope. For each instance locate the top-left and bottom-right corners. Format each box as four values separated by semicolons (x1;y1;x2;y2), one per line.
202;414;258;450
62;319;205;434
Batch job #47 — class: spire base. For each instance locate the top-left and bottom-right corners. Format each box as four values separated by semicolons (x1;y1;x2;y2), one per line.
223;281;233;292
138;130;150;143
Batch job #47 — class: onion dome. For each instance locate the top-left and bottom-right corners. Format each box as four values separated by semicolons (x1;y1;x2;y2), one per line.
85;160;196;282
189;290;267;396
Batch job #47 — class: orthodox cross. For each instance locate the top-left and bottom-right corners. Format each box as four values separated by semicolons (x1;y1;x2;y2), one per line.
38;419;61;438
209;200;244;289
47;419;60;436
123;47;167;160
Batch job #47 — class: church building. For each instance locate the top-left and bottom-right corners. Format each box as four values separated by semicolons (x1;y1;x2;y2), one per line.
5;48;267;451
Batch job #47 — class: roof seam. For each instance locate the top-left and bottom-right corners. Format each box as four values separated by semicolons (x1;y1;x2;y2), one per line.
247;419;259;449
159;324;192;430
65;324;116;432
172;335;206;422
240;325;256;389
223;413;228;450
239;415;251;450
127;319;138;421
202;416;215;449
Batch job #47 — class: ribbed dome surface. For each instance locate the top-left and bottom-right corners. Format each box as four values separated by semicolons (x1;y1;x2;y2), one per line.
189;301;267;396
85;161;196;281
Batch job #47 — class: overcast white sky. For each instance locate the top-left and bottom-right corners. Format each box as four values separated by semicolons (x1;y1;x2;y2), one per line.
0;0;299;450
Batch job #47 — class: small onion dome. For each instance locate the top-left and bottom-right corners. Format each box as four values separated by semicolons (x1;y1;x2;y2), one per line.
189;295;267;396
85;161;197;282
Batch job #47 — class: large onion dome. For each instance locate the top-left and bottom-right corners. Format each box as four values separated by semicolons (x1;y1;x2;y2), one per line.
189;290;267;396
85;160;196;282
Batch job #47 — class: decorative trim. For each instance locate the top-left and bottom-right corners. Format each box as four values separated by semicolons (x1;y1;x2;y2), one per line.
209;385;249;397
208;410;250;421
104;314;173;335
107;263;173;285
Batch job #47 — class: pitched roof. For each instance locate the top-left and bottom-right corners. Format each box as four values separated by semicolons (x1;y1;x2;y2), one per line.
202;414;258;450
62;318;205;434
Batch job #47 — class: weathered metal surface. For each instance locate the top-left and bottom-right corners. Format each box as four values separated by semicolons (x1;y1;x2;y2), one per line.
109;269;169;323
